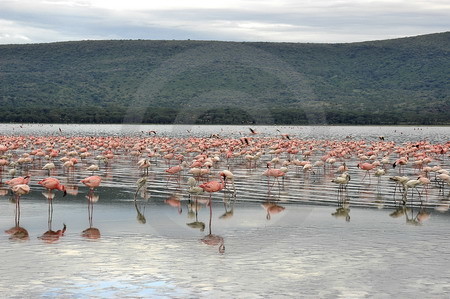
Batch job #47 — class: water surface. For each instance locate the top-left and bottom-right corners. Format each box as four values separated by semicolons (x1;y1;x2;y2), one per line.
1;124;449;298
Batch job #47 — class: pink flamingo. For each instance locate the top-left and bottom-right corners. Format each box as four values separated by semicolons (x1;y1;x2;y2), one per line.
81;175;102;230
9;184;30;233
39;177;67;231
199;173;227;235
199;175;226;253
199;174;226;199
357;162;376;181
393;157;408;174
81;176;102;191
165;165;183;185
263;167;286;193
38;177;67;197
5;176;30;187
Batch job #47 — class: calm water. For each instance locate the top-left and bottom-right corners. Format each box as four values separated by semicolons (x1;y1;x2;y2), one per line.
1;123;449;143
1;124;449;298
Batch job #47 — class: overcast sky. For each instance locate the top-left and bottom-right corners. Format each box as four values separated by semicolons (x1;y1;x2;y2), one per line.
1;0;449;44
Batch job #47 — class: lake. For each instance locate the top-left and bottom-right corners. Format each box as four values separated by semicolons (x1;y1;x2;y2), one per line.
0;124;449;298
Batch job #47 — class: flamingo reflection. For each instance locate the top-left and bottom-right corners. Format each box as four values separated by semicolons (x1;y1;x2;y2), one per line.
134;177;148;224
0;187;8;196
389;206;408;218
262;201;285;220
219;194;235;220
165;193;183;214
38;191;66;243
186;200;205;232
405;206;431;225
332;202;351;222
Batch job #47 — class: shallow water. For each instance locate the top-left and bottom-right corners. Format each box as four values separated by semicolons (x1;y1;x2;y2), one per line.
0;124;449;297
2;200;450;298
1;123;449;143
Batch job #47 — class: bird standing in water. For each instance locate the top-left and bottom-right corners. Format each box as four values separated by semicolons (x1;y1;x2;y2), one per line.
81;176;102;191
10;184;30;231
38;177;67;197
199;173;226;200
81;176;102;237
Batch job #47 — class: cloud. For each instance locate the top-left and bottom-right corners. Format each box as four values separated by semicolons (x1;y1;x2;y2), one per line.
0;0;449;44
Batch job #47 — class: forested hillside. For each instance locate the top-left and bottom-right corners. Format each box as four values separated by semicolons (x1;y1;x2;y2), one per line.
1;32;449;125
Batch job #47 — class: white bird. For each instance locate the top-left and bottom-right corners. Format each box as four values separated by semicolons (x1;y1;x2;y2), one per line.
331;172;351;191
219;170;236;195
86;164;100;175
42;162;55;175
403;179;423;202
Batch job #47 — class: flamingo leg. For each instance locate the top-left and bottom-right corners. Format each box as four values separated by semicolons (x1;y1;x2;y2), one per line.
208;195;212;235
48;199;54;231
15;196;20;227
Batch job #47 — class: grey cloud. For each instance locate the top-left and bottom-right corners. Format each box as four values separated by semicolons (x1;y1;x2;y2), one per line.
0;0;449;44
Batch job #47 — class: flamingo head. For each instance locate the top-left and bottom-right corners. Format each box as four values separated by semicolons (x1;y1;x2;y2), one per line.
58;184;67;197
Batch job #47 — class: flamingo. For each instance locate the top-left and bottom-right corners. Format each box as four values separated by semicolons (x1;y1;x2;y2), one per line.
249;127;258;135
165;164;183;185
5;176;30;187
437;173;450;192
389;176;409;203
81;176;102;191
42;162;55;176
86;164;100;175
63;160;75;174
374;168;386;192
336;162;348;174
199;173;226;199
393;157;408;174
263;167;286;193
199;173;227;234
418;176;431;200
38;177;67;197
402;179;423;205
137;158;151;175
10;184;30;232
331;172;351;191
80;176;101;237
357;162;376;181
219;170;236;196
38;177;67;230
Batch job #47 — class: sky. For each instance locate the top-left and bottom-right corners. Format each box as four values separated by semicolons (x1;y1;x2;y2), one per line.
0;0;449;44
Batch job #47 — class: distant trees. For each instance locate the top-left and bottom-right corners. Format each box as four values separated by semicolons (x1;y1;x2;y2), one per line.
0;33;449;125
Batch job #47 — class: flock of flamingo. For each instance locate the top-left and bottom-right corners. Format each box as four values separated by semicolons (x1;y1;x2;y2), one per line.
1;128;449;250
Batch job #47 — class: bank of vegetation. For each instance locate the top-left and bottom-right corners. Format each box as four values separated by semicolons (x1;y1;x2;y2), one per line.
1;32;448;125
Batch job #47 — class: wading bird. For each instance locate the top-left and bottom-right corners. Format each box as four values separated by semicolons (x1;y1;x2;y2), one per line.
38;177;67;197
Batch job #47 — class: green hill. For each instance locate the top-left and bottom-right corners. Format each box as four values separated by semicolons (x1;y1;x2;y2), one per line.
1;32;449;125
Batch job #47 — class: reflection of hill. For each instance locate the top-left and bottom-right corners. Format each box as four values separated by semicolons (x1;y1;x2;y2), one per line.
1;32;448;125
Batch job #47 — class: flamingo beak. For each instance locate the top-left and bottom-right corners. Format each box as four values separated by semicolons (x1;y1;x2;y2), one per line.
63;190;67;197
